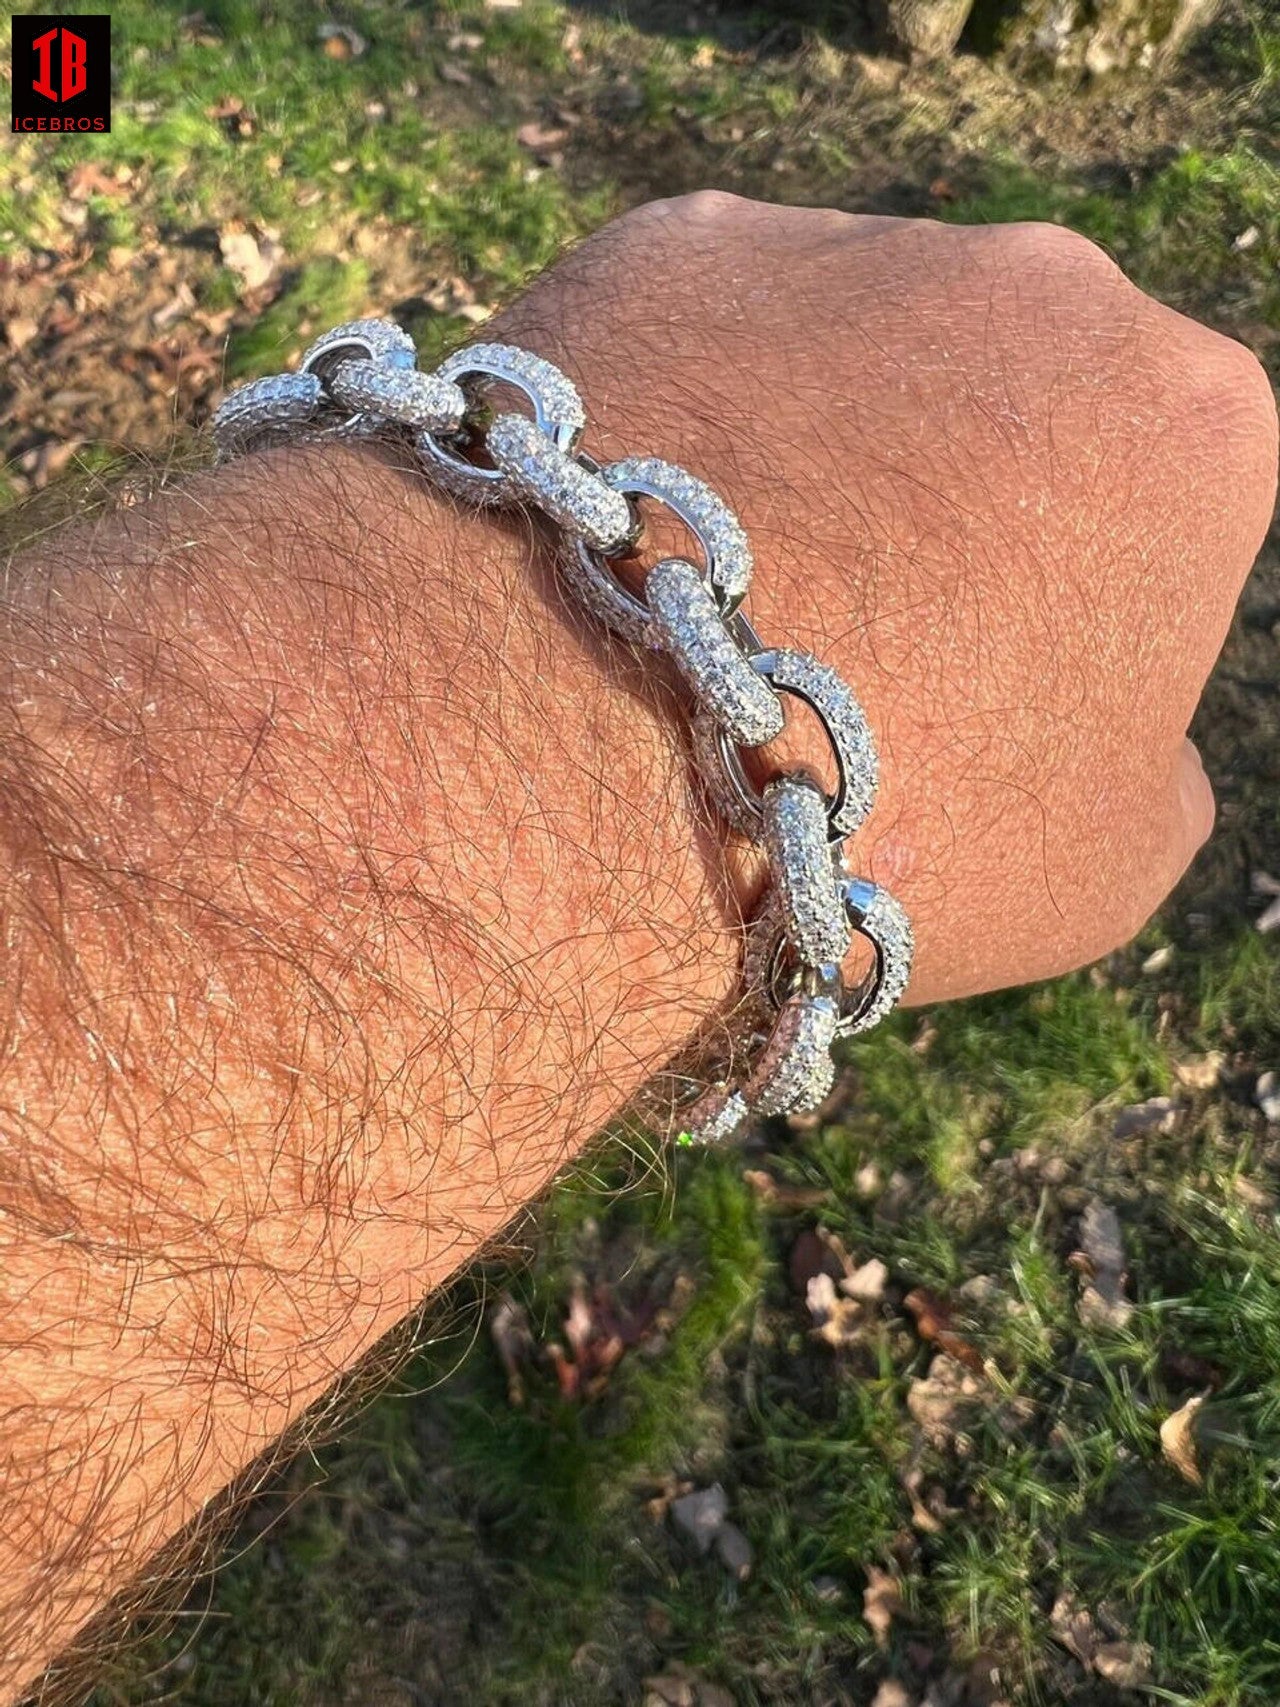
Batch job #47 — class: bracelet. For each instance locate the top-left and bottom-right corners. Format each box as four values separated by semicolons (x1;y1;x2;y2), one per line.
212;319;913;1145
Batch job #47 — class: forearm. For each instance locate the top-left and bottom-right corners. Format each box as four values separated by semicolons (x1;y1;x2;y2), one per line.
0;440;738;1694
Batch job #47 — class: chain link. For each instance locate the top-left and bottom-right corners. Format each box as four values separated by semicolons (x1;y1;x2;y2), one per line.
212;317;914;1145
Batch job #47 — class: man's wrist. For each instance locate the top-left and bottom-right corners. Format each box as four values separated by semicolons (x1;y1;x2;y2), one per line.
0;434;739;1689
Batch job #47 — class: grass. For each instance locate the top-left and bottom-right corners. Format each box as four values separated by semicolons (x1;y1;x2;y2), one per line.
3;0;1279;1702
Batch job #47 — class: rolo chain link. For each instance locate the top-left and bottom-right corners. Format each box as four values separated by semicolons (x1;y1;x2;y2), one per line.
212;318;913;1144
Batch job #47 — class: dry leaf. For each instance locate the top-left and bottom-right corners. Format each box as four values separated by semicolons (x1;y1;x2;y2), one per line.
1160;1393;1205;1485
218;227;283;293
490;1293;534;1406
1050;1593;1152;1687
907;1353;985;1451
871;1684;915;1707
904;1288;984;1374
670;1484;728;1555
1113;1096;1179;1139
4;316;40;352
66;162;125;201
742;1169;828;1210
807;1272;865;1348
1173;1052;1224;1090
439;59;472;83
863;1565;903;1649
643;1666;734;1707
1073;1199;1133;1329
1093;1641;1153;1687
844;1257;889;1303
517;120;570;157
901;1464;959;1534
1049;1593;1098;1666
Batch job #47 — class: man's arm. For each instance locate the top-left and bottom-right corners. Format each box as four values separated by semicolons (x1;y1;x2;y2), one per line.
1;197;1275;1698
0;443;740;1694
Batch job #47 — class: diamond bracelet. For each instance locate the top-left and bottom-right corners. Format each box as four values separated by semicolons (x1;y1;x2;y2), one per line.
212;319;913;1145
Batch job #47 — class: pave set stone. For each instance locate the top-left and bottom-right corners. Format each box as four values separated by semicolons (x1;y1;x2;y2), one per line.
211;371;325;456
646;558;785;746
211;317;914;1145
486;414;635;552
762;775;852;968
328;360;468;435
416;342;589;505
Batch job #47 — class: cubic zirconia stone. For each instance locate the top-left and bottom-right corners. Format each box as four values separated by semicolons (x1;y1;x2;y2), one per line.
417;343;587;505
839;879;915;1036
212;372;325;457
487;414;634;551
328;360;467;433
648;558;785;746
762;775;853;966
435;344;587;434
745;991;840;1117
693;647;879;841
762;649;879;838
682;1082;752;1145
603;456;751;608
299;319;418;379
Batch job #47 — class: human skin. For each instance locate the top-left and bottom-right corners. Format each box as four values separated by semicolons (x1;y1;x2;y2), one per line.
0;195;1275;1699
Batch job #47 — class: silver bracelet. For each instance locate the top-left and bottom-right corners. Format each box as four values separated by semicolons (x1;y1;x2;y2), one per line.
212;319;913;1145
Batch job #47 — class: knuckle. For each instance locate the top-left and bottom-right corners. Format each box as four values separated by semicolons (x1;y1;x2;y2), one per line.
636;188;752;227
989;219;1123;275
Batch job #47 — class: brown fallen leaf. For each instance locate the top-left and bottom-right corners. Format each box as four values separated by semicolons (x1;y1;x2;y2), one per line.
1159;1392;1205;1485
1049;1593;1152;1687
66;161;126;201
863;1565;903;1649
907;1353;985;1451
904;1288;984;1374
643;1666;735;1707
1049;1592;1098;1666
218;226;283;294
1072;1199;1133;1329
845;1257;889;1303
1173;1051;1224;1090
4;315;40;352
870;1684;915;1707
807;1272;865;1348
207;95;255;138
1093;1641;1153;1688
517;120;571;159
743;1169;829;1210
900;1463;959;1534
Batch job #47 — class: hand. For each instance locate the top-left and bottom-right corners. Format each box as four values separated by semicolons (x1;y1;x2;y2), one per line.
492;193;1278;1002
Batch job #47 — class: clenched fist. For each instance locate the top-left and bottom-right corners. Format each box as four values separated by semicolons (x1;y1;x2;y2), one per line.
494;193;1278;1001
